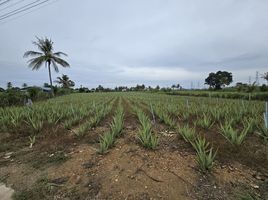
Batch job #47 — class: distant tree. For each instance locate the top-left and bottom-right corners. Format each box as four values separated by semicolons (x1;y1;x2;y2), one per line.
172;83;181;90
235;82;247;92
55;74;75;88
260;84;268;92
118;86;127;91
27;87;41;99
78;86;89;93
141;84;145;90
135;84;145;91
205;71;233;89
160;87;171;92
23;37;70;95
79;86;84;93
261;72;268;85
155;85;160;90
96;85;104;92
7;82;12;90
22;83;28;88
246;82;257;93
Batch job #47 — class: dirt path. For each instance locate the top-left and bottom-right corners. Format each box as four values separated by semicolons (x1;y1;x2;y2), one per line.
76;97;198;199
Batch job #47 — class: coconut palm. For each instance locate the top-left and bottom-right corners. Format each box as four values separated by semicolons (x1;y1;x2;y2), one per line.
23;37;70;95
55;74;75;88
7;82;12;90
22;83;28;88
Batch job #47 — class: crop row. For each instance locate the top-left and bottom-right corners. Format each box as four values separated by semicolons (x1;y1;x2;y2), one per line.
0;93;115;135
99;98;125;153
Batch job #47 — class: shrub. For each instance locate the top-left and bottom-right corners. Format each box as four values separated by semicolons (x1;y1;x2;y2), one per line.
0;91;25;107
27;87;41;99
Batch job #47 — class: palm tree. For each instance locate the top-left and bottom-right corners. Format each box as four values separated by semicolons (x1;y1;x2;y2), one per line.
7;82;12;90
55;74;75;88
261;72;268;85
22;83;28;88
23;37;70;95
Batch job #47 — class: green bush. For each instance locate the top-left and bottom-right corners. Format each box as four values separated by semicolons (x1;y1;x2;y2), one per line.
27;87;42;99
0;91;25;107
167;90;268;101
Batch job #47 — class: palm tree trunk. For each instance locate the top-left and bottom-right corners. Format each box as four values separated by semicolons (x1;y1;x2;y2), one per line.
47;62;54;96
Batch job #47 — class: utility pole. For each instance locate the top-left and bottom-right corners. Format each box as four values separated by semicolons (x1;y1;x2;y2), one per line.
255;71;259;86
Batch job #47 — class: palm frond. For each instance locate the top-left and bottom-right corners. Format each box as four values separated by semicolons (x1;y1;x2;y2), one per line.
27;56;46;70
23;51;43;58
53;51;68;57
51;60;59;72
52;56;70;68
54;76;63;83
43;37;53;52
32;37;46;53
32;37;53;54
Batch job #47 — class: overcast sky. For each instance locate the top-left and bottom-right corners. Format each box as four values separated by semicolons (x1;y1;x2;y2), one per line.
0;0;267;89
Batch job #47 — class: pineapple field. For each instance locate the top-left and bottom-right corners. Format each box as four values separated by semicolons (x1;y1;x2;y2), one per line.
0;92;267;200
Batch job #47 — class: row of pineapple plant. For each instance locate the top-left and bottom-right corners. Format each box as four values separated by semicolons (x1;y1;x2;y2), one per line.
99;98;125;153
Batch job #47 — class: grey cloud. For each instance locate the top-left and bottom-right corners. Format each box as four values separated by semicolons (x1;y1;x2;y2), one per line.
0;0;268;88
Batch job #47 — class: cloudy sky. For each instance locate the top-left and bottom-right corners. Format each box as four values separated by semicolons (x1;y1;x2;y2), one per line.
0;0;267;89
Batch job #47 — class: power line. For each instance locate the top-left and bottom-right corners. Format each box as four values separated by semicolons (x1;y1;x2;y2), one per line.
0;0;58;24
0;0;49;21
0;0;10;6
0;0;27;13
0;0;43;18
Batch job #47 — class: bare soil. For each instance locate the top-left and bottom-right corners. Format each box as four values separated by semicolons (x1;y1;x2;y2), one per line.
0;97;267;200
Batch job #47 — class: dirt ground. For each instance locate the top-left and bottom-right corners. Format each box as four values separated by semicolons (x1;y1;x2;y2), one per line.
0;97;267;200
